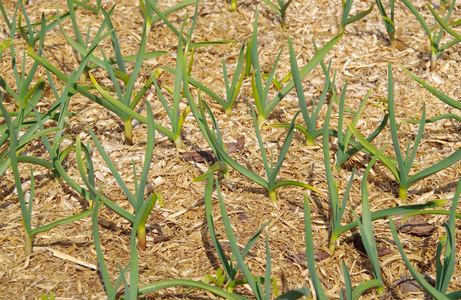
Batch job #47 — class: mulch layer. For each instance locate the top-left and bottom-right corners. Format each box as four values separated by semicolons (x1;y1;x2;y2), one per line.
1;0;461;299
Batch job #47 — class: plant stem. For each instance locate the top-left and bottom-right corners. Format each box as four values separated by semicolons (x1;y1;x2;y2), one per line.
137;224;147;250
306;136;315;146
79;70;88;84
174;135;183;149
225;107;232;118
124;118;133;145
399;185;407;200
338;24;344;34
25;232;32;256
217;161;230;179
389;30;395;46
269;189;277;201
230;0;237;11
145;21;152;39
257;113;266;126
329;236;336;253
430;52;438;71
244;40;252;77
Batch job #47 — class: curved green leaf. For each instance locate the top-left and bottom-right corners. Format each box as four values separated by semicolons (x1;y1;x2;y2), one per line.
389;217;450;300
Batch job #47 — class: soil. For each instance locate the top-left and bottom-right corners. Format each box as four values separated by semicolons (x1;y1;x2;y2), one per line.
1;0;461;299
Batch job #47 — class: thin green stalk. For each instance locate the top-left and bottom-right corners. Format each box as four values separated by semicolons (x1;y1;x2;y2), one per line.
2;104;93;255
250;7;284;124
261;0;294;29
265;33;341;114
400;0;459;71
185;88;230;180
88;9;150;145
76;101;161;250
389;217;450;300
144;0;197;44
375;0;395;45
334;84;389;171
222;41;245;116
9;125;33;254
253;108;321;200
348;63;461;200
204;175;272;293
400;64;461;123
324;101;355;253
91;195;130;300
303;194;328;300
286;35;329;146
230;0;237;11
249;6;342;124
330;199;448;243
147;19;191;149
434;176;461;294
351;147;386;295
213;177;266;299
339;0;374;33
196;105;321;200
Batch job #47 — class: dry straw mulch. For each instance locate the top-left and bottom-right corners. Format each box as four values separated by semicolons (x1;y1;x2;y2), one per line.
1;0;461;299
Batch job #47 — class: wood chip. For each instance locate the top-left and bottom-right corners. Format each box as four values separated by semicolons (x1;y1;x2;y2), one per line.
45;248;97;270
181;136;245;163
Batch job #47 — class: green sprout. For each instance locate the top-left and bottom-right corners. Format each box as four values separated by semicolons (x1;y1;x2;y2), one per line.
230;0;237;11
75;100;163;250
174;40;246;118
139;0;196;38
350;147;386;296
401;64;461;123
348;63;461;200
400;0;461;71
196;104;322;201
266;36;331;146
0;33;110;254
261;0;294;30
375;0;395;46
323;101;355;253
250;6;342;125
339;0;374;34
